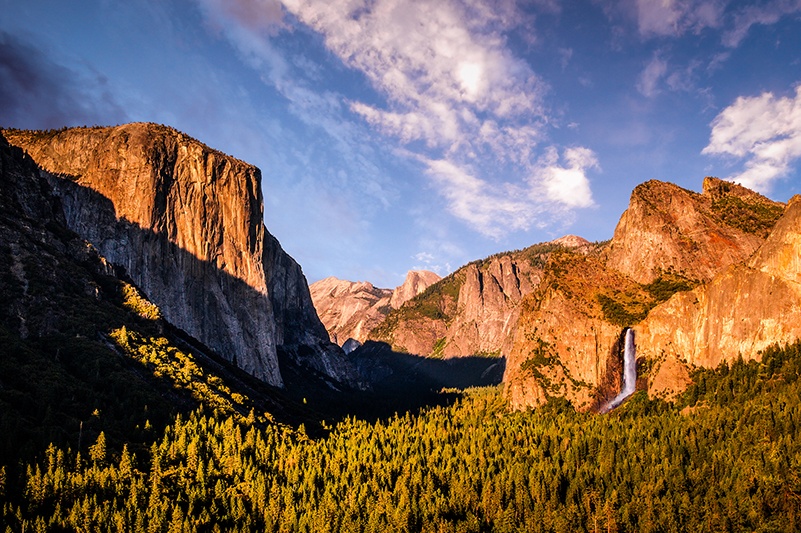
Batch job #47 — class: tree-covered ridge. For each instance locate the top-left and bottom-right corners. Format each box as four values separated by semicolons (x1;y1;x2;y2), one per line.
4;341;801;533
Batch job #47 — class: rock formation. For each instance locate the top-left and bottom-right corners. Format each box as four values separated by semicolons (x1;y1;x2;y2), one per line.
369;238;591;358
504;178;788;410
638;195;801;390
605;178;782;284
309;270;440;345
4;124;356;388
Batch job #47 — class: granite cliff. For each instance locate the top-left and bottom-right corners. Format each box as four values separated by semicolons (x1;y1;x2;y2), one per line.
504;178;788;410
640;195;801;398
368;237;591;359
606;178;783;284
4;124;356;388
309;270;440;346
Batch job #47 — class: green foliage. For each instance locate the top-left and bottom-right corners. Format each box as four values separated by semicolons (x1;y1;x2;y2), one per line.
711;194;784;237
430;337;447;359
597;293;649;327
4;341;801;532
643;271;697;303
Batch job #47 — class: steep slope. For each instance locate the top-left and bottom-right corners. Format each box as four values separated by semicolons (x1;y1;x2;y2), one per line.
503;251;654;411
605;177;783;284
369;238;591;358
4;124;355;388
310;277;393;345
504;178;786;410
309;270;440;345
639;195;801;393
0;131;287;462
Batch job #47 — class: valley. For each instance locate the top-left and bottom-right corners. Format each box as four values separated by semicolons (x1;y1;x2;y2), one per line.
1;124;800;532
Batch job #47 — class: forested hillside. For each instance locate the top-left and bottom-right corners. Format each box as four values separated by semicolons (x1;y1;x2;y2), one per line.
3;341;800;532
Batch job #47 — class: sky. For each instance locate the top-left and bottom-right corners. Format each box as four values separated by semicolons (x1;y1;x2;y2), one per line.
2;0;801;288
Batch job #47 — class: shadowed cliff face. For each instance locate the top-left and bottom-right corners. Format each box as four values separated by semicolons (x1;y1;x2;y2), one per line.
4;124;357;388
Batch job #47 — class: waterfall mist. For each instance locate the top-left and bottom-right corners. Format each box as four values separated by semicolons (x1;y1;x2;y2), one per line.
601;328;636;413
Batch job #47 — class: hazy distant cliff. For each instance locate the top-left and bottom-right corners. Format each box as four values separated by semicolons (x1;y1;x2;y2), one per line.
310;270;440;345
4;123;355;388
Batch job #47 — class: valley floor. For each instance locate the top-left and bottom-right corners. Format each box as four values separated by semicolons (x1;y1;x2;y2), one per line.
3;342;801;532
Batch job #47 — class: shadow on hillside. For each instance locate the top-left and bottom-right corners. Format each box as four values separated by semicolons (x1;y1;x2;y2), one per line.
278;341;506;429
2;139;505;450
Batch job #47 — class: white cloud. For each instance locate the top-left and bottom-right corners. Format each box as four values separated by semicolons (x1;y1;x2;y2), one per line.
276;0;596;236
534;147;598;209
636;55;668;97
421;146;597;238
702;85;801;192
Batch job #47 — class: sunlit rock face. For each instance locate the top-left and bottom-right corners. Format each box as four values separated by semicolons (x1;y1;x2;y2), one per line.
638;195;801;372
605;178;781;284
367;238;592;360
503;178;790;410
5;123;357;388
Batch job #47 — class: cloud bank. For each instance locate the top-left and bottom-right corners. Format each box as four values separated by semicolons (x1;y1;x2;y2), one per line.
703;85;801;192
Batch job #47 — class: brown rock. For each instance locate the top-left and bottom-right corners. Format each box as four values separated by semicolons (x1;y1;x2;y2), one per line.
503;252;643;411
309;276;393;344
605;178;782;284
638;195;801;371
390;270;442;309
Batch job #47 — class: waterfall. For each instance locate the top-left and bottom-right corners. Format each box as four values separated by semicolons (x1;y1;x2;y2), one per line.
601;328;636;413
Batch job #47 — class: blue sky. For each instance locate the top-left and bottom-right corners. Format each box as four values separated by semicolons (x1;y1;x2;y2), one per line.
2;0;801;288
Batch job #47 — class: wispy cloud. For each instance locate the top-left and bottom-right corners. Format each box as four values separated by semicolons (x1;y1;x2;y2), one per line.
636;54;668;97
634;0;724;38
274;0;596;237
702;85;801;192
723;0;801;47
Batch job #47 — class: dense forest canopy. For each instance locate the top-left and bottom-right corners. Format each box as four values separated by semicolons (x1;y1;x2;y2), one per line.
2;341;801;533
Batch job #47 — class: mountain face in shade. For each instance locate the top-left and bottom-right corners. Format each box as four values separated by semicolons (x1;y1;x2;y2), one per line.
309;270;441;345
4;124;358;388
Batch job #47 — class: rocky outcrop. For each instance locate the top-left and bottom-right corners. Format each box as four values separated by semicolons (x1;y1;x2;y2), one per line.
503;252;648;411
389;270;442;309
4;124;355;388
309;270;440;345
605;178;783;284
638;195;801;373
369;238;592;358
310;277;394;345
503;178;788;410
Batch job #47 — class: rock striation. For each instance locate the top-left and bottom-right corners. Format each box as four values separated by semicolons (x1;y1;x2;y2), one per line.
4;124;355;388
309;270;440;345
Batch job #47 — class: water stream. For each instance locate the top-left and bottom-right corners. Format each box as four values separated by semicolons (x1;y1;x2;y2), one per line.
601;328;636;413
